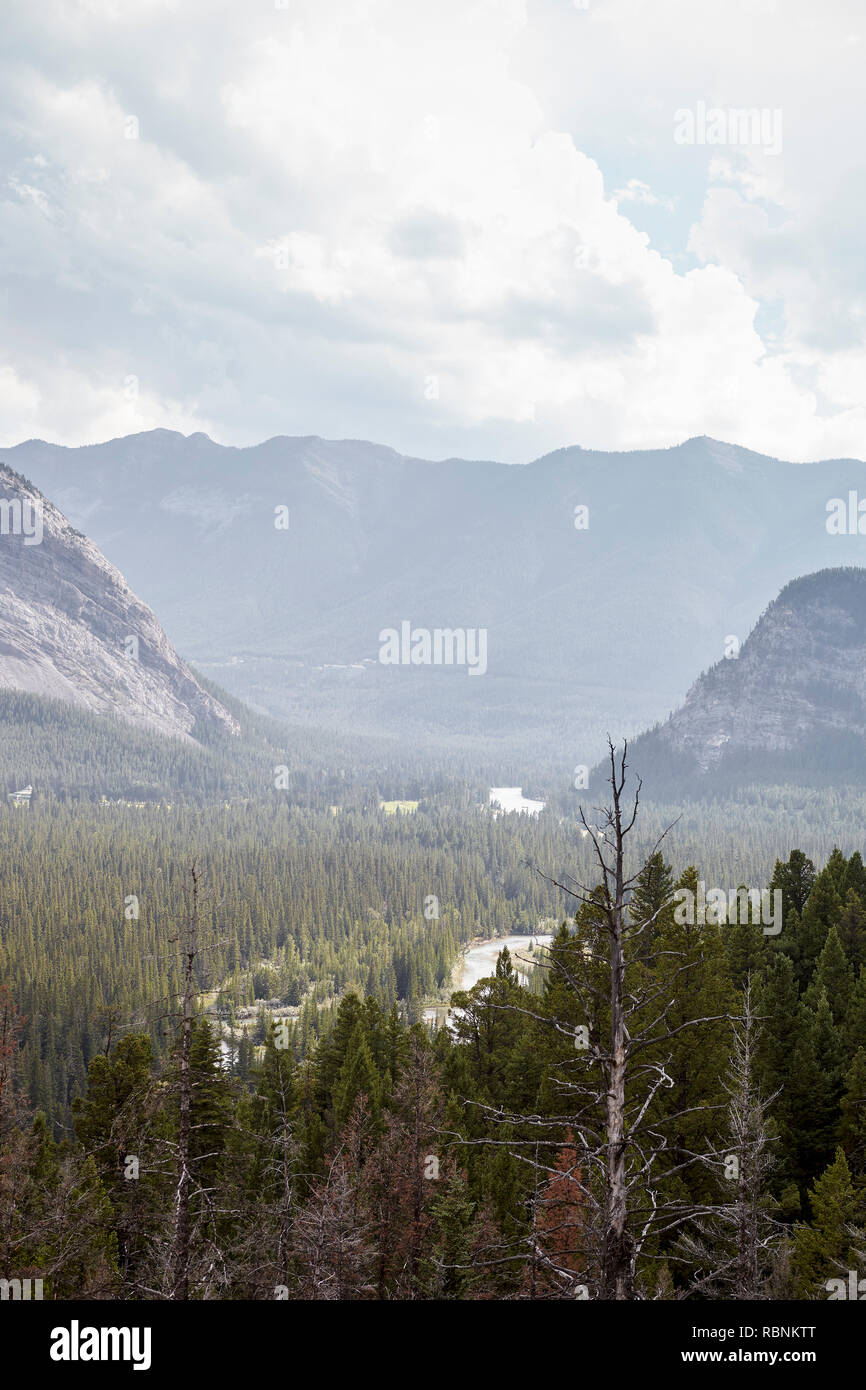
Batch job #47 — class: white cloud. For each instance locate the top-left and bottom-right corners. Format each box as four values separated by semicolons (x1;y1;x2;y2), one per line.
0;365;42;442
0;0;864;462
614;179;674;211
0;361;213;449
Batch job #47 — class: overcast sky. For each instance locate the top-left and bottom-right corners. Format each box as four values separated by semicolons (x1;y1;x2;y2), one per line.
2;0;864;462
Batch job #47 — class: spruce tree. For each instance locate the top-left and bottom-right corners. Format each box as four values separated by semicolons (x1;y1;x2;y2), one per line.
769;850;816;924
791;1147;865;1297
804;927;854;1024
840;1048;866;1176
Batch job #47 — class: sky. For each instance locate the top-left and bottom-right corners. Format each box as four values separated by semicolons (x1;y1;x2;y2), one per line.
1;0;864;463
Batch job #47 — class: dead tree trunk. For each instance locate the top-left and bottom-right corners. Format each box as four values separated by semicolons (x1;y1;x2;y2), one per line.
459;739;736;1299
601;754;634;1298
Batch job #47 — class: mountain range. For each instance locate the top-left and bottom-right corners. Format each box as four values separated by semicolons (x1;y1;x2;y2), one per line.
5;429;866;775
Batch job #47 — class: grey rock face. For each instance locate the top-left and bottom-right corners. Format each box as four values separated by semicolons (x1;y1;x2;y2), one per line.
0;465;239;742
651;568;866;770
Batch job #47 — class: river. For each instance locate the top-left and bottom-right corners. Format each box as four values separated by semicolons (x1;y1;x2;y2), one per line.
457;933;553;989
422;931;553;1026
218;933;554;1058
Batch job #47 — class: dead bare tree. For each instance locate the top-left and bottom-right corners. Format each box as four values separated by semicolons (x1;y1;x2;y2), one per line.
293;1096;376;1300
221;1031;303;1299
675;978;782;1299
451;739;736;1299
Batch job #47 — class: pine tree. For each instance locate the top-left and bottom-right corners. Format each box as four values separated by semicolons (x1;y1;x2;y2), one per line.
334;1022;382;1131
846;966;866;1056
628;851;675;952
804;927;854;1024
227;1026;300;1297
755;954;805;1190
836;889;866;972
653;865;737;1209
791;1148;866;1298
770;850;816;924
843;851;866;901
723;906;767;991
426;1168;479;1300
840;1048;866;1176
793;869;843;990
72;1033;155;1288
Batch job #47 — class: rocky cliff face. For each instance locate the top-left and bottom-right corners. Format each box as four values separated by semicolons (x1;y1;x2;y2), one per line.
639;568;866;777
0;465;239;742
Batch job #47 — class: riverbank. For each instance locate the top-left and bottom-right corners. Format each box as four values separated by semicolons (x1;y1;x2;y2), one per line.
422;931;553;1026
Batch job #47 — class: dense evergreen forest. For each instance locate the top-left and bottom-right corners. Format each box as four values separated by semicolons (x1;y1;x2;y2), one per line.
2;739;865;1298
1;688;864;1301
0;797;573;1123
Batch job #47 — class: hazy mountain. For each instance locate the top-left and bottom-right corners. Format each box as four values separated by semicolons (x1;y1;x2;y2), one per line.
0;464;238;743
629;567;866;793
6;430;866;761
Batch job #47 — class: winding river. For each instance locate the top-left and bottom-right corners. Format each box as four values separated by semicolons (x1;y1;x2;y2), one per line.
422;932;553;1026
457;933;553;989
220;934;555;1059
